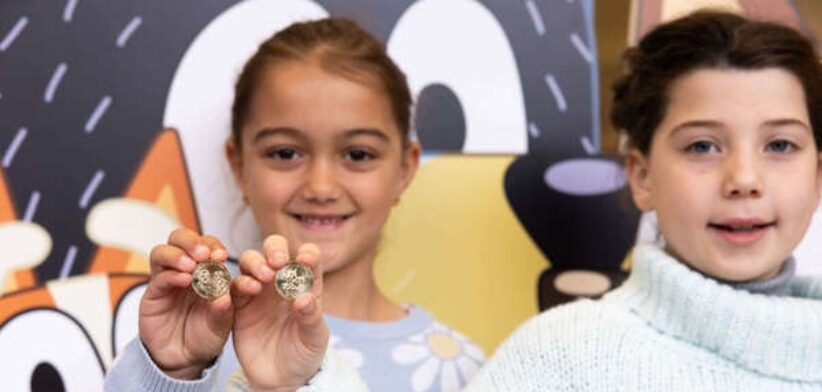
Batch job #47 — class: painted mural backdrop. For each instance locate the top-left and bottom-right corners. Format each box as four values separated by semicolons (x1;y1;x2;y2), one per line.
0;0;819;390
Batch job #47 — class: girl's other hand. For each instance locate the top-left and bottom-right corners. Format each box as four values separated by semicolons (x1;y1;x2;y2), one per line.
231;234;328;391
139;227;234;379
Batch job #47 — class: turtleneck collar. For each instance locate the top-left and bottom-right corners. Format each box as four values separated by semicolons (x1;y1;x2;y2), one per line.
726;257;796;296
605;243;822;383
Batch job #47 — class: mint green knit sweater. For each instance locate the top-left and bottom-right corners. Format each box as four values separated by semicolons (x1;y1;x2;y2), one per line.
468;243;822;391
229;243;822;391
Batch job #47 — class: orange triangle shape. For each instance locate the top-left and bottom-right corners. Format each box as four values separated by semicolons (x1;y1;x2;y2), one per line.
88;128;200;274
0;169;15;222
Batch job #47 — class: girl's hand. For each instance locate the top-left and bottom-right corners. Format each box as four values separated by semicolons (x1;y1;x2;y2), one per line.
138;227;234;379
231;235;328;391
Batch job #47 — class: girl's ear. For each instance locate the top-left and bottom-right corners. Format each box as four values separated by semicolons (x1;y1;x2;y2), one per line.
816;151;822;204
394;142;421;204
225;138;246;192
626;148;654;212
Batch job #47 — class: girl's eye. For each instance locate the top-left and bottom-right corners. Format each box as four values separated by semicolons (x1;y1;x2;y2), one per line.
685;140;718;155
267;148;300;160
345;149;375;162
766;139;795;153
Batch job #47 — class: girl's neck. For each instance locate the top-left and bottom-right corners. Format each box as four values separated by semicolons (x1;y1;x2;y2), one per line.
321;252;406;322
724;257;796;296
663;245;796;296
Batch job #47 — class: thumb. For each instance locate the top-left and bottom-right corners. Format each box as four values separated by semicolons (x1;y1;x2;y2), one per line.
294;293;328;352
206;294;234;333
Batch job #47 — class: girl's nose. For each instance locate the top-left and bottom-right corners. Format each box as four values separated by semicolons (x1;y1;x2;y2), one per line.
721;150;763;199
301;160;342;203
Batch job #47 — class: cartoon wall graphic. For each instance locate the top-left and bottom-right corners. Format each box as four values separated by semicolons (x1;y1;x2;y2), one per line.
500;0;641;310
3;0;819;390
631;0;822;276
0;1;553;389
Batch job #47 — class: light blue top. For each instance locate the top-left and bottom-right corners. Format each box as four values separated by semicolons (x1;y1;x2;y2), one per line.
105;304;485;391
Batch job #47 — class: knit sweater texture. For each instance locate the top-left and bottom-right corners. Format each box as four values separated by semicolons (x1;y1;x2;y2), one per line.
466;243;822;391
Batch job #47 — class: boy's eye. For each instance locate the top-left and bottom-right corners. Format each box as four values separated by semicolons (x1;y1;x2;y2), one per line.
345;149;375;162
267;147;300;160
686;140;718;154
766;139;795;153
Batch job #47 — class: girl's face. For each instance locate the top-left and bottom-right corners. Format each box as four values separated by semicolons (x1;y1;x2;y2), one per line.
628;68;822;281
227;61;419;274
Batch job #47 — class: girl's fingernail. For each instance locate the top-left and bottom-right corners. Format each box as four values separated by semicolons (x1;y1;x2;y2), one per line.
259;265;273;280
180;256;195;270
194;245;210;259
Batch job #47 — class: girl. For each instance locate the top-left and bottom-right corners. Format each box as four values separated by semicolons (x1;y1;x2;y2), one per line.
235;10;822;391
105;17;484;392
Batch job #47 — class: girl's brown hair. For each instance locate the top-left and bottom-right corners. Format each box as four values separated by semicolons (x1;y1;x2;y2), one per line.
611;10;822;154
231;17;412;148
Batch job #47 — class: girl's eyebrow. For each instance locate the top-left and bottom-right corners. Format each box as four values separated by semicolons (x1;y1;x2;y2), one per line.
251;126;302;144
669;120;724;136
669;118;810;136
760;118;810;131
343;128;391;143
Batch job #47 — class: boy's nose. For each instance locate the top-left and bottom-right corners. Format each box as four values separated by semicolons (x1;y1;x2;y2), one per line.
721;151;763;198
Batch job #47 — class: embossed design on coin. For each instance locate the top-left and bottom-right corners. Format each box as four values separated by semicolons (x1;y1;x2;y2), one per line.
275;262;314;300
191;260;230;300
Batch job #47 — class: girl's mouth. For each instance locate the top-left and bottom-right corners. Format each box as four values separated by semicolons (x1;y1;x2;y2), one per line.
707;220;775;245
708;222;775;232
291;213;353;232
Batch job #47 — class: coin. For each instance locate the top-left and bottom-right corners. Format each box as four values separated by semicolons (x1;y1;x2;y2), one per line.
275;262;314;300
191;260;230;300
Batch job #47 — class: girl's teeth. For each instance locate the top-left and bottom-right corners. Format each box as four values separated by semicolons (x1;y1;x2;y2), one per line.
302;216;341;224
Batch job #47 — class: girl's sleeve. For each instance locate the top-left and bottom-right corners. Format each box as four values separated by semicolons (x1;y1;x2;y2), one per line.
105;338;222;392
224;347;369;392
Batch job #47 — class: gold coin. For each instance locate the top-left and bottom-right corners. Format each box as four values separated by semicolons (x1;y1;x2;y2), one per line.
275;262;314;300
191;260;230;300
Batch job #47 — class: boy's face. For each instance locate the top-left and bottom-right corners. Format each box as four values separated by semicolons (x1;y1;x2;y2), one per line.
628;68;822;281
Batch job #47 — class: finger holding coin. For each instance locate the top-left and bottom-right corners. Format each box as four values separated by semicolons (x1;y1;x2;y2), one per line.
167;228;213;262
263;235;291;270
237;249;275;284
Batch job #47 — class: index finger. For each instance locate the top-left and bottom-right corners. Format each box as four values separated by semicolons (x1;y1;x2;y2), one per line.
167;227;211;261
263;234;290;269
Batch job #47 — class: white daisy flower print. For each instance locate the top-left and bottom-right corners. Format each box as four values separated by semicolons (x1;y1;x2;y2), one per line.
329;334;364;369
391;322;485;391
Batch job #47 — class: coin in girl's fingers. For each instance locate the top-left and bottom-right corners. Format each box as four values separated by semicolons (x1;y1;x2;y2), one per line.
275;262;314;300
191;260;230;300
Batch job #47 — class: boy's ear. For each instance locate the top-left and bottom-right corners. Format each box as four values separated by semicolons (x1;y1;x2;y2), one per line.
626;149;654;212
